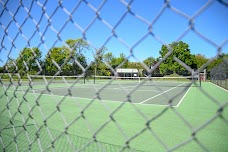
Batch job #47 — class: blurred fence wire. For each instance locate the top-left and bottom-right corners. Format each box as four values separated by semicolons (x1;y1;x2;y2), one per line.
0;0;228;152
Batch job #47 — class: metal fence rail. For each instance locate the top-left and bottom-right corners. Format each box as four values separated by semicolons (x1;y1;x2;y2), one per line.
0;0;227;152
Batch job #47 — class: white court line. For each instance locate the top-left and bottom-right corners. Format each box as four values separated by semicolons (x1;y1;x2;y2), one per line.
175;84;192;107
210;82;228;92
6;89;124;103
5;89;169;107
139;83;186;104
134;102;170;107
6;83;189;107
29;85;134;91
26;85;161;93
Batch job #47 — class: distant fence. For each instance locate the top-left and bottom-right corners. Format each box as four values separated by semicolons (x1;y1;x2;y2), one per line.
210;59;228;90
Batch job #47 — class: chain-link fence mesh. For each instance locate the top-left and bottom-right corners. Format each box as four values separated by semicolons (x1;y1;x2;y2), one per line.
210;59;228;90
0;0;228;152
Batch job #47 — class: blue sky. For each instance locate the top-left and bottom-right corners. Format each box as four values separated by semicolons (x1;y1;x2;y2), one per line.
0;0;227;66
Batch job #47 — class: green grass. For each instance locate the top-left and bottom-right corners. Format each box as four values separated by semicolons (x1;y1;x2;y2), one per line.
0;82;227;151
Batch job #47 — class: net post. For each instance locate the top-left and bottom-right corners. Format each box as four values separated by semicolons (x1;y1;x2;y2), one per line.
197;69;201;87
204;69;206;81
191;69;194;81
192;69;201;87
94;75;95;84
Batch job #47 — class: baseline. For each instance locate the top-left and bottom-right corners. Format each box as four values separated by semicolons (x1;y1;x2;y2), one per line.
5;90;169;107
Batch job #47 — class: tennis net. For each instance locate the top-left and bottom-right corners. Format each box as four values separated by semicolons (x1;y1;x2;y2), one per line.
31;75;86;85
1;75;86;87
94;76;201;87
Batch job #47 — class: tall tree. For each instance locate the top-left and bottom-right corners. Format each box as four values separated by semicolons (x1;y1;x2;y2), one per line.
91;47;110;76
64;39;90;75
143;57;156;68
114;53;128;68
3;59;17;73
207;53;228;72
194;54;208;68
100;52;128;69
44;47;71;75
0;66;3;73
143;57;161;76
16;47;42;75
159;41;197;75
127;62;143;69
92;51;129;76
65;38;89;54
104;52;115;64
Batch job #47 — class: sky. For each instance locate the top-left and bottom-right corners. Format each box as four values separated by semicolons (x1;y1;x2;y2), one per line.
0;0;228;67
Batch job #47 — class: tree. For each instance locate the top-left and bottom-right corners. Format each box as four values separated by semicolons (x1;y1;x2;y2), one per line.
91;51;129;76
194;54;208;68
159;41;197;76
0;66;3;73
104;52;115;64
89;47;109;76
16;47;42;75
143;57;161;76
64;39;90;75
3;59;16;73
114;53;128;68
65;38;89;54
143;57;156;68
127;62;143;69
95;51;117;76
88;47;106;76
207;53;228;72
44;47;71;75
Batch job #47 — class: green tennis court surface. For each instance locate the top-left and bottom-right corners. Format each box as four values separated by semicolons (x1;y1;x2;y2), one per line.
0;82;227;151
2;77;199;106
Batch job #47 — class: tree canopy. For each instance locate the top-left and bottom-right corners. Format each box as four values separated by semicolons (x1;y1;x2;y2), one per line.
1;39;227;78
194;54;208;68
159;41;197;75
143;57;156;68
16;47;42;75
44;47;71;75
44;39;89;75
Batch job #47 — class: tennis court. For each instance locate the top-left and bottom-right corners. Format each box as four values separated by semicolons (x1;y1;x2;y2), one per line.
1;0;228;152
0;76;227;151
3;76;199;106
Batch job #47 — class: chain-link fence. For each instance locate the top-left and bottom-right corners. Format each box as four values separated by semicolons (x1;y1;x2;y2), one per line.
0;0;228;152
210;59;228;90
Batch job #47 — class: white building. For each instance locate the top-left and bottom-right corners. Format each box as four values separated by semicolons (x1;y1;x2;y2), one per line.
116;68;139;77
